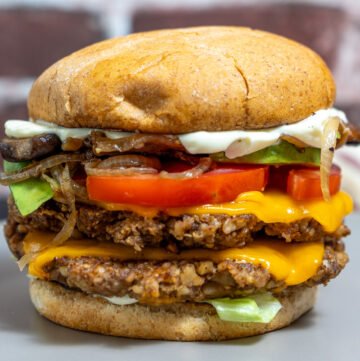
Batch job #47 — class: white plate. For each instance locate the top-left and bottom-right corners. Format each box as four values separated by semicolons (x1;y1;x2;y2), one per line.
0;216;359;361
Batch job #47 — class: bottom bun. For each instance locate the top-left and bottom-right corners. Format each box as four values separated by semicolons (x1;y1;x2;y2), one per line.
29;279;316;341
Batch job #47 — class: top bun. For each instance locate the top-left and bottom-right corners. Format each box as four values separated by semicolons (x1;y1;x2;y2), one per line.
28;26;335;133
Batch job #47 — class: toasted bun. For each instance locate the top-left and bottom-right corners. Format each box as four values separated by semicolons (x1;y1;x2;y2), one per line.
28;26;335;133
30;279;316;341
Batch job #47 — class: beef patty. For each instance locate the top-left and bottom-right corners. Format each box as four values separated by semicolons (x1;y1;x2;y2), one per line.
41;244;347;303
7;197;350;252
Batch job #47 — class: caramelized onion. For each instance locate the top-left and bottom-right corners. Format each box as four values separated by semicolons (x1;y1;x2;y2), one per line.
91;132;185;156
172;151;202;165
41;173;60;193
85;163;158;176
281;135;308;148
49;164;77;246
17;248;40;271
337;122;351;148
0;153;84;185
97;155;161;170
159;157;213;179
321;116;340;201
62;137;84;151
84;154;161;176
346;122;360;145
71;180;89;201
17;165;77;270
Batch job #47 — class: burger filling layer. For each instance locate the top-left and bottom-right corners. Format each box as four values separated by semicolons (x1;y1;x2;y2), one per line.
44;245;346;304
7;197;350;252
0;109;355;324
20;231;346;304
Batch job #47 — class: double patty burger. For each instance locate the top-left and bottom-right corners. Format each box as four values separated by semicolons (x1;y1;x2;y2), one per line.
0;27;358;341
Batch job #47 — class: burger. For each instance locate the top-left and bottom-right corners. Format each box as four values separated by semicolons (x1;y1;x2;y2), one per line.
0;27;358;341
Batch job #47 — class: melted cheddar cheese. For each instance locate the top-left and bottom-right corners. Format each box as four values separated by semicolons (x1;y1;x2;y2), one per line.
98;191;353;233
24;231;324;286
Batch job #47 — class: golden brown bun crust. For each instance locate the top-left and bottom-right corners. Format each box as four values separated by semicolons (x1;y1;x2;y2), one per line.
28;27;335;133
30;279;317;341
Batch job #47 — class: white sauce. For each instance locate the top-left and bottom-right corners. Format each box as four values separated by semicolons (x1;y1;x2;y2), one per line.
97;294;138;306
4;108;347;158
179;108;347;158
5;119;132;142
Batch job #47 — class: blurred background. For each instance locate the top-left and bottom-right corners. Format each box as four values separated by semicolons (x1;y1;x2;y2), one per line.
0;0;359;218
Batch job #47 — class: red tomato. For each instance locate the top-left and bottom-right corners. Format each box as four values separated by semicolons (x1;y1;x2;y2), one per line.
287;165;341;201
87;164;269;207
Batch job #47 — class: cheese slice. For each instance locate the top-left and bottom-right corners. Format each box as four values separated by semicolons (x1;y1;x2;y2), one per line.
23;231;324;286
97;191;353;233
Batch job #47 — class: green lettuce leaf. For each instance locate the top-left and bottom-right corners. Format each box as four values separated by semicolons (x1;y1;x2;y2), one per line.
3;160;53;216
205;293;282;323
211;141;320;165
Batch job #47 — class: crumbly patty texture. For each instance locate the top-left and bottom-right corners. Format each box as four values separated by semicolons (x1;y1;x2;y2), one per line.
7;198;349;253
39;243;347;303
28;27;334;133
30;279;317;340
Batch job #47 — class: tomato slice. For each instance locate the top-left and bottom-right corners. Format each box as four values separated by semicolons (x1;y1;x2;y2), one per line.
287;165;341;201
87;164;269;207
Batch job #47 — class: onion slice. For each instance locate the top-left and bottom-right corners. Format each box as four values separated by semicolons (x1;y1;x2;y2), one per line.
91;132;185;156
49;164;77;247
17;248;40;271
85;163;158;176
337;121;351;147
84;155;162;176
280;135;308;148
320;116;340;201
17;164;77;270
159;157;213;179
71;180;89;201
96;155;161;170
0;153;84;185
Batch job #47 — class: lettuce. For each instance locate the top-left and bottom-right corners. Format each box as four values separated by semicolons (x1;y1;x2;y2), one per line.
205;293;282;323
211;141;320;165
4;160;53;216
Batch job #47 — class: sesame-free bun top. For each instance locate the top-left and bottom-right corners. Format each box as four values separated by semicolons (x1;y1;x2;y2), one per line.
28;26;335;133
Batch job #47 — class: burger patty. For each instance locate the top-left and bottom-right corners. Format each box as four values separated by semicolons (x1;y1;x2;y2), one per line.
42;244;347;303
7;197;350;252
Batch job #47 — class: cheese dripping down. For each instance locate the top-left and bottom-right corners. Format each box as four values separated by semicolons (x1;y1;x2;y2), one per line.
90;191;353;233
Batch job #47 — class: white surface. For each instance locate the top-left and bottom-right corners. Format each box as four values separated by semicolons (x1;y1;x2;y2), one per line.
0;216;359;361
